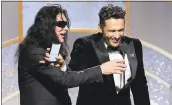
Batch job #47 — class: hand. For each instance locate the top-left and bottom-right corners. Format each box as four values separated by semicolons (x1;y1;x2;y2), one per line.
100;59;126;75
39;48;65;68
55;54;65;68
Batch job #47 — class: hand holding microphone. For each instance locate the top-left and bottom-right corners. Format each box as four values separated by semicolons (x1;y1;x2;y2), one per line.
100;59;126;75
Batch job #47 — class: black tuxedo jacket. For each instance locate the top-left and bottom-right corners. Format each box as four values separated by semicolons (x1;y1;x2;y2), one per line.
69;33;150;105
18;44;103;105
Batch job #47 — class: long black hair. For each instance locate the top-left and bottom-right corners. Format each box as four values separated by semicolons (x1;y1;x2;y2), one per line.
15;4;70;62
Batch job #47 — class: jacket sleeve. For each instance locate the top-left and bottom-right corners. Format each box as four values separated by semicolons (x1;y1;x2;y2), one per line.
130;39;150;105
26;47;103;88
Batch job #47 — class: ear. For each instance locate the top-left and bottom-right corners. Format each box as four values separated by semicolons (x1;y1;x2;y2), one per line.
98;24;102;33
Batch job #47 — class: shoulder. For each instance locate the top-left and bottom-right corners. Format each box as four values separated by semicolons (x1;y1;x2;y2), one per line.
125;36;143;57
25;44;46;56
18;44;46;66
124;36;142;46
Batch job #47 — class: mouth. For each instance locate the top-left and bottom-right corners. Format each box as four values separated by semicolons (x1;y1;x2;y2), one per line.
61;33;65;38
110;37;121;44
58;33;66;39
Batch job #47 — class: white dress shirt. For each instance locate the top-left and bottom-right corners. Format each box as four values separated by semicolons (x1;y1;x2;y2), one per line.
105;43;131;93
61;62;67;71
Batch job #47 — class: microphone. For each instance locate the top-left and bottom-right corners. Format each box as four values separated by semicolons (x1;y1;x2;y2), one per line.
119;43;126;89
119;44;126;58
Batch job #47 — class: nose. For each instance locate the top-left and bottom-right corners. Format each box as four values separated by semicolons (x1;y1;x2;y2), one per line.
63;25;69;31
114;31;120;39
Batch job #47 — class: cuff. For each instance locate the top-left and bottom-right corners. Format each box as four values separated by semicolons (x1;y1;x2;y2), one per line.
61;63;67;72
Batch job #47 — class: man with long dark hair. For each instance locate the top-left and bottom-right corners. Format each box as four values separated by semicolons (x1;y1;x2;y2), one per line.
69;4;150;105
16;5;126;105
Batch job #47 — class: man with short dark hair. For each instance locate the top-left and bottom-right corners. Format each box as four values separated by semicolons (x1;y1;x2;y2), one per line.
69;4;150;105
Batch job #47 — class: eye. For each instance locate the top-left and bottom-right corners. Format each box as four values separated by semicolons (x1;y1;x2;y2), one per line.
55;21;68;28
108;30;116;32
118;29;124;32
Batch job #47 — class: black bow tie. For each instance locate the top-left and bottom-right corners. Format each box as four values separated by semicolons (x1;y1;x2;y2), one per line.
107;46;126;59
107;46;120;52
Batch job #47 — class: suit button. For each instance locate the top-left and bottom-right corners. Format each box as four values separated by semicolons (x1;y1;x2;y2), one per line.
66;96;71;103
68;100;71;103
67;99;71;104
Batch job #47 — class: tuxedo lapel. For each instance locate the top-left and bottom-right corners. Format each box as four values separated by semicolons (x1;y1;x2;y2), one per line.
116;37;138;91
124;39;138;82
90;34;115;85
91;37;109;64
